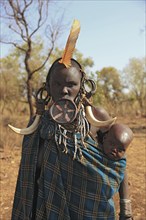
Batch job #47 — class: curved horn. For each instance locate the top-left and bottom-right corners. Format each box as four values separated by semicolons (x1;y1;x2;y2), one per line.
8;115;41;135
85;106;116;127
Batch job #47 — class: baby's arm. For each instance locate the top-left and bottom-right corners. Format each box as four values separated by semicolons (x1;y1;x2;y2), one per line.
119;170;133;220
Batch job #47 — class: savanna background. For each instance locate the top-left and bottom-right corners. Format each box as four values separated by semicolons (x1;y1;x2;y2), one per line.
0;1;146;220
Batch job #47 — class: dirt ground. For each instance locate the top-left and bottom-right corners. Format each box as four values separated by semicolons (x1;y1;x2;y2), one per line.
0;116;146;220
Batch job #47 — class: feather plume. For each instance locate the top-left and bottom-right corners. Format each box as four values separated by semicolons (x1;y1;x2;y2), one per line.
59;19;80;68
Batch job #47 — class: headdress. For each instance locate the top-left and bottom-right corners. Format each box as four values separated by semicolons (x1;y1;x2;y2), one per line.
59;19;80;68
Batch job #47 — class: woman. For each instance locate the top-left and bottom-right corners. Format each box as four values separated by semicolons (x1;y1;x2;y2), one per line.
10;20;133;220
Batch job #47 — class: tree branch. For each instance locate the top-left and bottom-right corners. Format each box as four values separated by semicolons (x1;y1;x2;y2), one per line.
23;0;33;10
30;19;62;75
31;45;54;76
30;0;49;38
0;40;26;52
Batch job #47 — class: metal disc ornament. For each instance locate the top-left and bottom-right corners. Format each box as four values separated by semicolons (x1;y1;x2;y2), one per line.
50;99;77;124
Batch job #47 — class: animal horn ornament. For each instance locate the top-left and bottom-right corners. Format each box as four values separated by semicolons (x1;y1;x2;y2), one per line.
85;106;117;127
8;115;41;135
8;85;51;135
8;100;116;135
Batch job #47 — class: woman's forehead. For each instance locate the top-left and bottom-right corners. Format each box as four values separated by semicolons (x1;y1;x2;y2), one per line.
50;65;82;81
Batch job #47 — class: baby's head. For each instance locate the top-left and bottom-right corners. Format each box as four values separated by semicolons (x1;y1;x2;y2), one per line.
103;123;133;160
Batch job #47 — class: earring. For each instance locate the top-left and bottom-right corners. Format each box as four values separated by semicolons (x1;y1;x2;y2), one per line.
83;79;96;99
35;83;52;115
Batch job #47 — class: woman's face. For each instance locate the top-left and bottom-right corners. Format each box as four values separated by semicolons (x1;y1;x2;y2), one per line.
49;64;82;102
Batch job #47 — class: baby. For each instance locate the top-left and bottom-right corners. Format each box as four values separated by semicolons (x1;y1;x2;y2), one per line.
101;123;133;161
90;109;134;219
90;106;133;160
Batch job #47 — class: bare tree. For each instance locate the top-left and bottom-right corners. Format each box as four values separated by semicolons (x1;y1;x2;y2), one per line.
0;0;64;117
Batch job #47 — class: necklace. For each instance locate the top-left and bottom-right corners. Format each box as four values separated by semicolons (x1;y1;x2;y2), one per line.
55;105;90;159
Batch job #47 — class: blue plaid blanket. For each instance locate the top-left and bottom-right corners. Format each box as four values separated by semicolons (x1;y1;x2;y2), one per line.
11;114;126;220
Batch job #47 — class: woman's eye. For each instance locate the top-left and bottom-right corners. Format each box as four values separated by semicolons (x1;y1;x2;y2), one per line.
68;82;76;87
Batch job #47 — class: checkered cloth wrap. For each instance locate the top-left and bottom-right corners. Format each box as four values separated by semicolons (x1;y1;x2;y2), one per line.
11;112;126;220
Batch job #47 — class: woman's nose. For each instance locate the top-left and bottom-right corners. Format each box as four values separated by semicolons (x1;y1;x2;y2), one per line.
112;148;117;153
62;86;68;95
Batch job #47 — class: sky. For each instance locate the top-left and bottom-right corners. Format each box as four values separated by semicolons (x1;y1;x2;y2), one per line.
1;0;145;72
